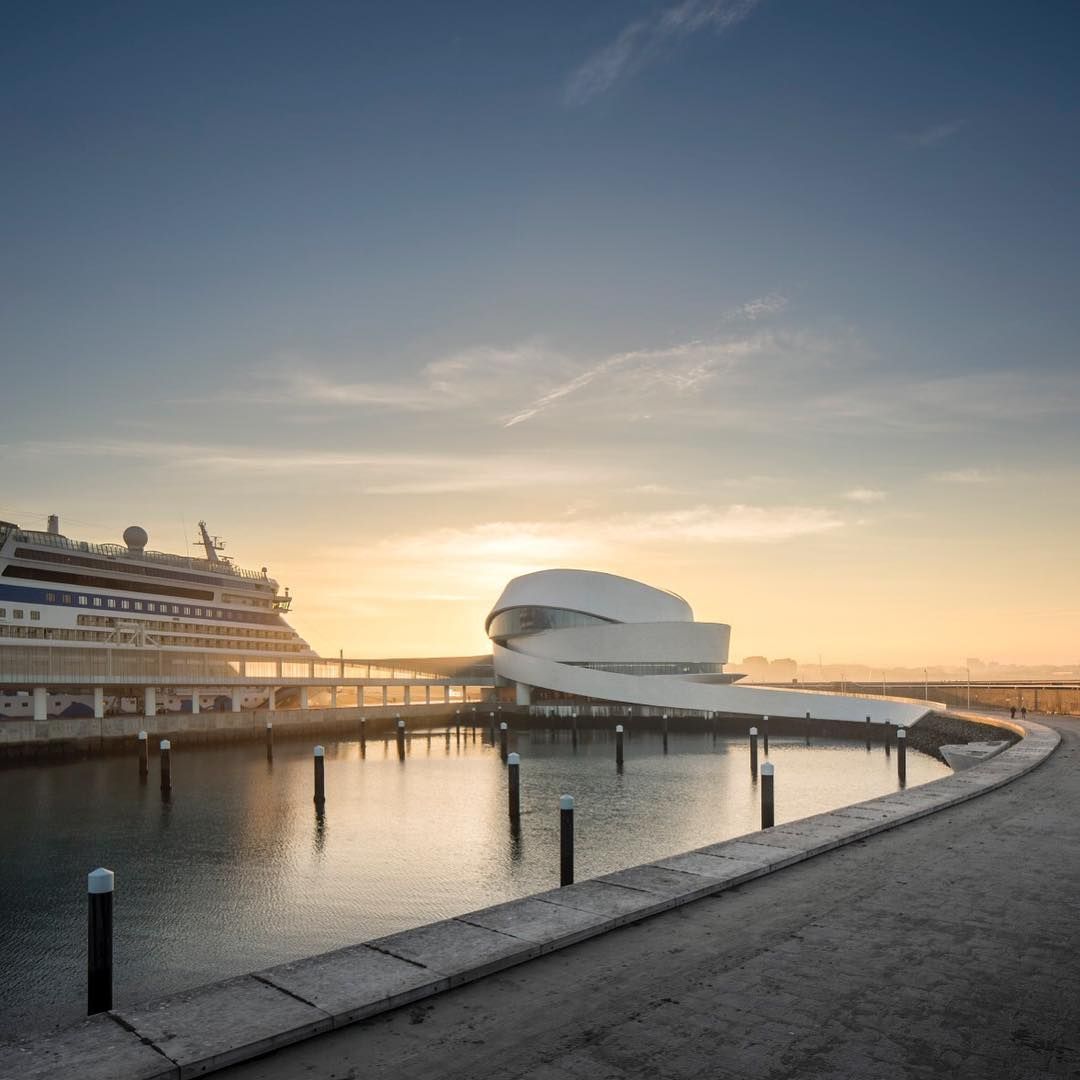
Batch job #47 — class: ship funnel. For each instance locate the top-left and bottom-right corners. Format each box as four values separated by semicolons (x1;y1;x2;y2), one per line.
47;515;60;535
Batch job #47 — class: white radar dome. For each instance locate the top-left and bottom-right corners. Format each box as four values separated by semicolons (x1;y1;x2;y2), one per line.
123;525;149;551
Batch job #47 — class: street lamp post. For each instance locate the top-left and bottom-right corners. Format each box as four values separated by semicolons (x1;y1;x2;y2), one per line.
923;667;929;701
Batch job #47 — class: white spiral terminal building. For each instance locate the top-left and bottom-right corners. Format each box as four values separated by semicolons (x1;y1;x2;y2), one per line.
487;569;935;726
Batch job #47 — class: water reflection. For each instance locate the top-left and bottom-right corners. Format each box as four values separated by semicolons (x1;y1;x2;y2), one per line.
0;727;949;1038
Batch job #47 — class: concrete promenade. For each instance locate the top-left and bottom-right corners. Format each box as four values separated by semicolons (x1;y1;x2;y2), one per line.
217;712;1078;1080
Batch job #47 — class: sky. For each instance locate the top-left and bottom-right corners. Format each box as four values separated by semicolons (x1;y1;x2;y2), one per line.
2;0;1078;666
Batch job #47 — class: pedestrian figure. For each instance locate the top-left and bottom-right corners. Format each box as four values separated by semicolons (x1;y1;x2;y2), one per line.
1010;706;1016;719
1021;705;1027;720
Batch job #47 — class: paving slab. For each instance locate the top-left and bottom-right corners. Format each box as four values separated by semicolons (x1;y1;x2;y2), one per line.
114;974;330;1078
458;897;612;952
0;1014;177;1080
532;880;671;924
369;918;538;986
698;838;805;867
256;943;446;1028
597;864;717;903
652;850;770;885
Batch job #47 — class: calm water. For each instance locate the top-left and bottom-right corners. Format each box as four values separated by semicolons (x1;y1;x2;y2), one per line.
0;726;948;1037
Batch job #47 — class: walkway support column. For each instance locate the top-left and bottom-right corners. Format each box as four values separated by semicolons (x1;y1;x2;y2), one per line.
267;686;277;711
144;688;157;719
331;686;338;709
190;692;200;715
300;687;310;710
93;687;104;720
32;687;48;721
231;688;242;713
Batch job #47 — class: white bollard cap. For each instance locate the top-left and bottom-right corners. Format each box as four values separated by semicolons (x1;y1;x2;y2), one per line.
763;715;769;722
397;719;405;728
160;739;171;750
761;762;775;776
560;794;574;810
500;721;507;730
507;752;520;765
266;721;273;729
616;724;623;732
750;727;758;736
138;731;147;740
88;867;114;894
897;727;907;738
314;745;325;757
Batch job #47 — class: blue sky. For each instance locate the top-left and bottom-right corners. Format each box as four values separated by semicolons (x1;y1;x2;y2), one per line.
2;1;1078;663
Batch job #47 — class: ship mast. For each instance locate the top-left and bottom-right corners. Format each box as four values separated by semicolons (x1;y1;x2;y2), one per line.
195;521;229;564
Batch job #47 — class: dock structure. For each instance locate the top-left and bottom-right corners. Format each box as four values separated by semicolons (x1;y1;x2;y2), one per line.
1;709;1066;1079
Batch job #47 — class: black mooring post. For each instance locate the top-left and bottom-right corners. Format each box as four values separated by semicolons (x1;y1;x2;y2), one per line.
499;721;508;762
159;739;172;794
313;745;326;806
137;730;149;780
897;727;907;786
762;715;770;756
615;724;624;769
761;763;775;829
508;752;521;821
87;867;114;1015
749;726;759;778
559;795;574;886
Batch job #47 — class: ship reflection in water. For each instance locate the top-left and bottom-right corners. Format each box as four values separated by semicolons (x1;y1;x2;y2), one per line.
0;727;949;1036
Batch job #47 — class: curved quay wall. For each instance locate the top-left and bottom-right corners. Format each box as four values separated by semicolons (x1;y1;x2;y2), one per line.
489;569;940;727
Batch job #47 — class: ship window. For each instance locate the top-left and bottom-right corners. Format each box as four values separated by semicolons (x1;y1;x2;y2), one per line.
194;607;202;616
183;607;191;616
30;611;41;620
13;609;23;619
171;605;179;614
0;608;5;617
92;597;102;607
62;594;72;604
46;592;56;602
120;600;130;610
78;595;88;605
134;601;143;611
107;599;116;608
146;602;155;612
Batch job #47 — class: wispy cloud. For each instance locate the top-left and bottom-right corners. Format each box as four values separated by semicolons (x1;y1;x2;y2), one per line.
931;468;994;485
564;0;762;106
375;503;844;596
902;121;964;148
12;438;616;495
844;488;886;503
502;335;764;427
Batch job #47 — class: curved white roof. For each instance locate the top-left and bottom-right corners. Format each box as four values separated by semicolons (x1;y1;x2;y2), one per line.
486;568;693;630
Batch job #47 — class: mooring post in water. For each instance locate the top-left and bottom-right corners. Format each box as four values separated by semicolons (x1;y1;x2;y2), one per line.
572;712;578;748
265;721;273;759
762;715;770;755
87;868;113;1015
499;721;508;761
615;724;624;768
761;762;775;829
805;711;811;746
866;715;872;751
360;716;366;750
662;713;669;754
313;745;326;806
137;730;148;780
508;752;521;822
396;719;406;760
897;726;907;786
749;726;759;778
885;719;892;758
159;739;172;793
559;794;574;886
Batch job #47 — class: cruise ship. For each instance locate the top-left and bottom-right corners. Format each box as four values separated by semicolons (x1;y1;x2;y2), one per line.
0;515;316;718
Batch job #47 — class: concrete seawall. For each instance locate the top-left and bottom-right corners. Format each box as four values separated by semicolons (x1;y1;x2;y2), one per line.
0;709;1056;1080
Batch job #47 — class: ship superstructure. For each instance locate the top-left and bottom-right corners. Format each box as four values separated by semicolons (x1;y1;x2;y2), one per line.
0;516;316;717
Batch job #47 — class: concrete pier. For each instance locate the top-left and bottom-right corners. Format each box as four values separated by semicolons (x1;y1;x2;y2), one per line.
1;710;1065;1080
